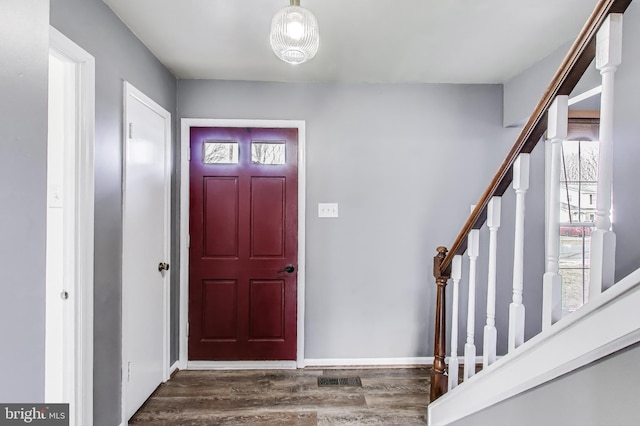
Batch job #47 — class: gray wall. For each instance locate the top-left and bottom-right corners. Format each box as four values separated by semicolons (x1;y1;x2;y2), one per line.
451;342;640;426
504;41;569;127
0;0;49;403
503;41;602;127
50;1;177;425
178;80;520;359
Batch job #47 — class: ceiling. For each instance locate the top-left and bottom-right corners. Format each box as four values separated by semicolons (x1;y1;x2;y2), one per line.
102;0;600;84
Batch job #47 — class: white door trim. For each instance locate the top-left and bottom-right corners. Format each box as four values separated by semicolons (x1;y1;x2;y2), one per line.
179;118;307;369
121;82;172;423
49;26;95;426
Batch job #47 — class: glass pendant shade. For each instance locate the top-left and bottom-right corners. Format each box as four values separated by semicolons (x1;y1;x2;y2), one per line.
270;2;319;65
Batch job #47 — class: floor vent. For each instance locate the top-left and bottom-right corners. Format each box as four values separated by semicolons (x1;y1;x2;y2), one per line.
318;376;362;387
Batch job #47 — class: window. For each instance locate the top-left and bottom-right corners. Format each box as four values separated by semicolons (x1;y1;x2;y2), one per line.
251;142;286;165
203;141;239;164
559;138;598;313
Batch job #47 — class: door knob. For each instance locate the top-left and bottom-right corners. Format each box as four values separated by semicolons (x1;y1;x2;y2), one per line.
158;262;170;272
277;264;295;274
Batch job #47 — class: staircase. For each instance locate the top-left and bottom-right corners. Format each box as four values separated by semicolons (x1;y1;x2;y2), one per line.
427;1;640;424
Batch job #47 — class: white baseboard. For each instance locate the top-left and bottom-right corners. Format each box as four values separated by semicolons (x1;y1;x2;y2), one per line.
304;357;431;367
187;360;297;370
169;360;180;376
177;357;188;371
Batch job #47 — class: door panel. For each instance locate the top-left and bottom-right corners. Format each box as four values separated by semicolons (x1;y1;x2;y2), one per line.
203;177;239;258
202;280;238;340
189;127;298;361
251;177;286;257
249;280;285;340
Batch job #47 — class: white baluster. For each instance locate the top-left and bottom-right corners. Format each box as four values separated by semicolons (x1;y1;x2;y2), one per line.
448;255;462;391
483;197;501;368
509;154;529;352
464;206;479;380
591;13;622;296
543;96;567;330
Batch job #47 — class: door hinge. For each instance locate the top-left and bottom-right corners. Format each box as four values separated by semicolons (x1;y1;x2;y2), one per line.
187;234;190;248
127;361;132;381
128;122;133;139
186;149;191;161
186;321;190;337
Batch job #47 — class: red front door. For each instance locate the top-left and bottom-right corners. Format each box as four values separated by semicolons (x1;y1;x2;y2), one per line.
188;127;298;360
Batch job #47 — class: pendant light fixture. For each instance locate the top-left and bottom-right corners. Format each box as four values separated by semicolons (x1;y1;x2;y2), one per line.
270;0;319;65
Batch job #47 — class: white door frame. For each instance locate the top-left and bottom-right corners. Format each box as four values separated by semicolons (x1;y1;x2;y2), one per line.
179;118;307;369
121;82;172;424
48;27;95;426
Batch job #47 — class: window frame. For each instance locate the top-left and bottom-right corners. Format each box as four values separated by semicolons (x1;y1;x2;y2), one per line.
546;115;599;315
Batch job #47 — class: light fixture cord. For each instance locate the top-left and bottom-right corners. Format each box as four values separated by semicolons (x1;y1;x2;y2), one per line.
290;0;300;6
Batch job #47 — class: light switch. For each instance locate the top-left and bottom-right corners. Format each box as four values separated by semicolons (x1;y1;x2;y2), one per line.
318;203;339;218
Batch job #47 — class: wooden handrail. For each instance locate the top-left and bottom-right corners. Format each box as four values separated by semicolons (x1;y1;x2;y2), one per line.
439;0;632;274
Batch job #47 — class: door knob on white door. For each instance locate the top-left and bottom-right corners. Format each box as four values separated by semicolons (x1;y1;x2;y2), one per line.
158;262;170;272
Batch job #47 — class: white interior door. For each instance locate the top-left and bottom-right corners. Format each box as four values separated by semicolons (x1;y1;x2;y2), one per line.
122;82;171;421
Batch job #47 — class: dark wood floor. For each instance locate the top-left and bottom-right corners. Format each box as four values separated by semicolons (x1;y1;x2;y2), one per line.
130;367;431;425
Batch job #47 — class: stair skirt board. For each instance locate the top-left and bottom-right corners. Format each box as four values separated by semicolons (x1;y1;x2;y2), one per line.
428;267;640;426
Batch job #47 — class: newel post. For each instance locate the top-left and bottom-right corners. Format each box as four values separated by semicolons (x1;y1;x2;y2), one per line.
431;246;451;402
